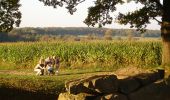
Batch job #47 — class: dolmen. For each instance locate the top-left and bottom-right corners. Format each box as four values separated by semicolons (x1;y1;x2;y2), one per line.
58;69;170;100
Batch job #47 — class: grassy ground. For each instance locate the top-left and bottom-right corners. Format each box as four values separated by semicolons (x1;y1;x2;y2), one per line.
0;67;118;100
0;65;162;100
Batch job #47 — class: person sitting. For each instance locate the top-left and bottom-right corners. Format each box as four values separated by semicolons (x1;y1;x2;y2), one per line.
46;62;54;75
34;58;45;76
45;56;53;67
52;56;60;75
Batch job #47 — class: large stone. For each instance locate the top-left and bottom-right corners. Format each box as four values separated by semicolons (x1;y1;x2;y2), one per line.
65;74;117;95
134;71;164;86
65;75;110;91
66;82;98;95
83;81;95;89
94;93;128;100
58;92;75;100
118;77;141;94
65;78;83;92
129;78;170;100
58;92;96;100
91;75;118;94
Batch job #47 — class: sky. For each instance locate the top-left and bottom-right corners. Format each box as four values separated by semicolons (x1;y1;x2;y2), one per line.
19;0;161;30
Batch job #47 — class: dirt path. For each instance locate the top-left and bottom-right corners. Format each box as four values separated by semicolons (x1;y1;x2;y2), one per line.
0;70;115;76
0;67;151;78
0;70;33;75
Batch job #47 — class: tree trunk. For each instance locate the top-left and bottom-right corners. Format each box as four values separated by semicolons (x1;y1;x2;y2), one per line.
161;0;170;67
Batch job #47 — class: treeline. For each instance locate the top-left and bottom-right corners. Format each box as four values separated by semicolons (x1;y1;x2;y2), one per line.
0;27;161;42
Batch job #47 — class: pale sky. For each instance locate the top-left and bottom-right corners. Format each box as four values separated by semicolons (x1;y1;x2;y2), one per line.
19;0;161;30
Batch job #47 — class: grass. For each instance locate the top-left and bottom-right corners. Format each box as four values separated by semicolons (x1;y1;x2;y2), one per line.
0;64;164;100
0;66;119;100
0;70;83;100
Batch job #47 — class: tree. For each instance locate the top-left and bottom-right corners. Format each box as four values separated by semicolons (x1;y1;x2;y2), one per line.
38;0;170;68
0;0;21;32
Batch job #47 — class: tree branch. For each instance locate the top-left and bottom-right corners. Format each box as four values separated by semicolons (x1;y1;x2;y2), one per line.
152;0;163;10
153;17;162;24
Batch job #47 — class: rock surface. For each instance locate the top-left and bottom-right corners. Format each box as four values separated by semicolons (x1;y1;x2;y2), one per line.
91;75;118;93
58;92;96;100
118;77;141;94
129;79;170;100
95;93;128;100
58;69;169;100
65;74;118;94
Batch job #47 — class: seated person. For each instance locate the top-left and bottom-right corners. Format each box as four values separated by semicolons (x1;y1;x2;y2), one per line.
52;56;60;75
45;56;53;67
34;59;45;76
46;62;54;75
34;64;45;75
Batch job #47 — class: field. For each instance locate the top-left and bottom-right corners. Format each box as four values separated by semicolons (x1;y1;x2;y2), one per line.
0;40;163;99
0;40;162;69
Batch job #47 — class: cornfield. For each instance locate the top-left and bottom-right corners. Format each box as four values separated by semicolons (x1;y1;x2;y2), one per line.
0;41;162;69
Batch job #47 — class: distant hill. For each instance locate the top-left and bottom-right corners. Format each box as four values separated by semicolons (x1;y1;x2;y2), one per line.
0;27;161;42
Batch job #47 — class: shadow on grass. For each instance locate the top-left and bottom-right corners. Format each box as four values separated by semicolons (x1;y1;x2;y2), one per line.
59;70;113;76
0;87;57;100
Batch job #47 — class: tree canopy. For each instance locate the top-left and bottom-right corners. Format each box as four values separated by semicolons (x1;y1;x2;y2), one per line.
38;0;163;32
0;0;21;32
0;0;164;32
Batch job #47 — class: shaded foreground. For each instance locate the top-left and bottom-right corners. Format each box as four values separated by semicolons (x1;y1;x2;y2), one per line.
59;70;170;100
0;68;168;100
0;87;57;100
0;69;115;100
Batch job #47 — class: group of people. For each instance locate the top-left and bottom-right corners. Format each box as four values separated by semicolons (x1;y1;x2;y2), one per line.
34;56;60;76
